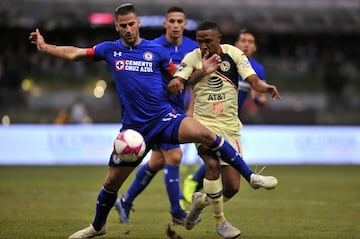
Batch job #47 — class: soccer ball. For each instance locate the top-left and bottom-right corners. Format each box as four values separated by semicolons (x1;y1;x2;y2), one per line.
113;129;146;162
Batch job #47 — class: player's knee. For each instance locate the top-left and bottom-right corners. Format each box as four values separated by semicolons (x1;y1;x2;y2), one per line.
165;156;182;165
148;157;165;171
196;128;216;146
103;179;120;192
204;162;220;180
223;185;239;198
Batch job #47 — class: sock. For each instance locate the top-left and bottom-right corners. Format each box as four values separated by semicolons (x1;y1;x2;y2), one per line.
193;164;206;191
204;177;225;226
92;186;117;231
122;162;156;204
210;135;253;182
164;164;182;215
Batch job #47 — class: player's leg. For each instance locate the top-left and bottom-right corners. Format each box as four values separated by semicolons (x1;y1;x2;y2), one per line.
69;165;135;239
178;117;277;189
178;117;253;181
183;163;206;203
221;134;241;200
185;133;241;237
184;146;227;229
221;165;241;200
161;146;188;224
200;147;225;226
115;148;165;223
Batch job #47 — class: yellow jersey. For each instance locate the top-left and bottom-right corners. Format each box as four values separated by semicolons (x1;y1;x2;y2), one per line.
174;44;256;133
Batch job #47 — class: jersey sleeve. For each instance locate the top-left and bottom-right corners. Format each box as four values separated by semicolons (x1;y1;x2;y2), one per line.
156;44;177;75
231;47;256;81
93;42;109;61
173;50;200;81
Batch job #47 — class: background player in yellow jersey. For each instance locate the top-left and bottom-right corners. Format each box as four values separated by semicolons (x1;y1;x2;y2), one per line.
182;28;268;203
170;21;281;238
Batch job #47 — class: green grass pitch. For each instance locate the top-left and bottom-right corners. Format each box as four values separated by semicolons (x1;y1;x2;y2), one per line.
0;165;359;239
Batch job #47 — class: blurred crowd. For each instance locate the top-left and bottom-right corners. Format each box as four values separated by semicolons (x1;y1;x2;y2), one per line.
1;27;359;124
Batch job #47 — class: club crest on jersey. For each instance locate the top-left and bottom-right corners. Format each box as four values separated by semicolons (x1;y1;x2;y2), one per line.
220;61;231;72
143;51;154;61
115;60;125;71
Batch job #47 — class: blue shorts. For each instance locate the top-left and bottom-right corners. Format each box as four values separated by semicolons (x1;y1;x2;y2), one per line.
152;143;181;151
109;111;185;167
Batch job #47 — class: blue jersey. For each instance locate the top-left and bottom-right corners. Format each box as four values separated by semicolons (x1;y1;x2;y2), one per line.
93;39;175;129
238;58;265;109
152;35;197;113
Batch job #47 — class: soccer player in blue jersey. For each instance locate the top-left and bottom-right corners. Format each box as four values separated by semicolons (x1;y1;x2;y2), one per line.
29;4;280;239
114;6;198;225
182;28;268;204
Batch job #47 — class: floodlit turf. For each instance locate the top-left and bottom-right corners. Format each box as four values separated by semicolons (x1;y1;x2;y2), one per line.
0;165;359;239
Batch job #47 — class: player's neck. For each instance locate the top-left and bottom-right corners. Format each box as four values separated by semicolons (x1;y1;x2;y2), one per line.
165;34;182;46
122;37;142;48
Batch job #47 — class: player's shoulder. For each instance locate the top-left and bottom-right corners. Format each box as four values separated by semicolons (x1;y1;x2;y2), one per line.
184;48;201;58
93;39;124;56
141;38;166;50
151;35;166;44
221;44;242;54
95;39;121;48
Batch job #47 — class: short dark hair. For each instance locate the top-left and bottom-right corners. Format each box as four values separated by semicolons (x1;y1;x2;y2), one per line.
114;3;136;17
239;28;256;38
197;21;221;34
166;6;185;15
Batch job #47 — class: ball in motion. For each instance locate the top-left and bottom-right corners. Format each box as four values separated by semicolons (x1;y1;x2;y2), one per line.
113;129;146;162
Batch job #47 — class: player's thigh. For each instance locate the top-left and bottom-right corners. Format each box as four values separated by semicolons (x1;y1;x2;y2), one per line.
221;165;240;197
178;117;215;145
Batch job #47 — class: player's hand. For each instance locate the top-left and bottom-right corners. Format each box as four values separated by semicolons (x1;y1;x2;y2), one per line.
267;85;282;100
29;28;47;52
202;52;221;75
167;77;185;96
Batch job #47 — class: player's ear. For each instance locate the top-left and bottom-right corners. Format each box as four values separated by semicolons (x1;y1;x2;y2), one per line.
137;17;141;28
114;22;119;32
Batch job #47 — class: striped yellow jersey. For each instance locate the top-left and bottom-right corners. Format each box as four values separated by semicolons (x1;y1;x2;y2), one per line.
174;44;256;133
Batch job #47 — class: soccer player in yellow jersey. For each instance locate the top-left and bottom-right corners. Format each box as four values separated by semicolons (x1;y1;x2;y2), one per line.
169;21;281;238
182;29;268;204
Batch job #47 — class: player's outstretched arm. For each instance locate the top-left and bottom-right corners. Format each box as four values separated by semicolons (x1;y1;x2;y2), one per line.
29;28;91;61
246;74;282;100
